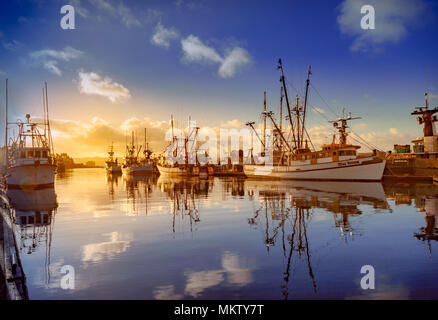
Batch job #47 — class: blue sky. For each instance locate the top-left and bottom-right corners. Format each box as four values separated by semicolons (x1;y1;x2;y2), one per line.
1;0;438;156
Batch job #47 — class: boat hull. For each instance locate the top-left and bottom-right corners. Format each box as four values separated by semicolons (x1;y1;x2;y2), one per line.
106;166;122;174
6;164;57;188
105;161;122;174
244;157;386;181
122;165;154;176
157;165;199;176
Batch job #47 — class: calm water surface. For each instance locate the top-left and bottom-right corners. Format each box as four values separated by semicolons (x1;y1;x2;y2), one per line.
9;168;438;299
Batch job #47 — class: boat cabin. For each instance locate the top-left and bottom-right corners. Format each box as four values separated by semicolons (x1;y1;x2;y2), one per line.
11;147;53;166
290;144;360;165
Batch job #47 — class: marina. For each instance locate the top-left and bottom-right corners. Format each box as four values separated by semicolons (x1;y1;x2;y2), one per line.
0;168;437;299
1;63;438;300
1;0;438;303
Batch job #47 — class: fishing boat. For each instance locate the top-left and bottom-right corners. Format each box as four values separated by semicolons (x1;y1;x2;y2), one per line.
4;81;57;189
157;115;213;177
385;93;438;174
243;60;386;181
105;142;121;174
121;130;156;176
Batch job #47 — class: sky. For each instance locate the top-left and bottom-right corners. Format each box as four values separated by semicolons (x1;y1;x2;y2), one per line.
0;0;438;157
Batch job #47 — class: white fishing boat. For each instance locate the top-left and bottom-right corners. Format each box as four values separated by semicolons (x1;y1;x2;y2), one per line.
243;146;386;181
157;164;207;176
121;130;156;176
243;60;385;181
157;115;213;177
4;81;57;189
105;142;121;174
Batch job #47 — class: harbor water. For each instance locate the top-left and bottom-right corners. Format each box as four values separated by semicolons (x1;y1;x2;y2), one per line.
10;168;438;299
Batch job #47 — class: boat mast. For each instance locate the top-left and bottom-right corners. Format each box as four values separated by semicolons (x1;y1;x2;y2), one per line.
263;92;266;154
280;87;283;132
145;128;148;151
265;111;293;152
301;65;311;147
295;95;300;149
44;82;54;155
278;59;297;152
43;87;47;137
246;121;264;148
5;79;8;167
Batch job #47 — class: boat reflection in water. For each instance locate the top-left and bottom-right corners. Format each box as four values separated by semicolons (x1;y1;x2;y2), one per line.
245;180;390;299
105;172;122;200
157;176;213;234
6;187;58;285
7;167;438;299
384;183;438;252
122;174;157;216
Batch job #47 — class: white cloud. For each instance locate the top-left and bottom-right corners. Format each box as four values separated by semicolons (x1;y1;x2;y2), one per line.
184;269;224;298
3;40;24;51
151;22;180;48
153;285;184;300
305;123;416;152
357;130;416;152
312;107;325;114
71;0;89;18
354;123;367;131
89;0;116;13
220;119;244;129
218;47;251;78
174;0;206;10
181;35;223;64
77;71;131;102
181;35;251;78
47;116;170;157
29;46;83;76
183;251;253;298
42;60;62;76
337;0;429;52
89;0;141;28
145;8;163;24
82;232;132;262
31;46;83;61
118;2;141;28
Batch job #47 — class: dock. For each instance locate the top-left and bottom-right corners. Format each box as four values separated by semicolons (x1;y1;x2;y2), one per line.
0;189;28;300
382;174;434;182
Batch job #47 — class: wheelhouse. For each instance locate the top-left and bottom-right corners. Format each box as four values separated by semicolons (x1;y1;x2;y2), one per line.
11;147;53;166
290;144;360;165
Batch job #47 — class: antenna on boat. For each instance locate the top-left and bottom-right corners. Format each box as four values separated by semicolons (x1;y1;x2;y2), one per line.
329;110;361;145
